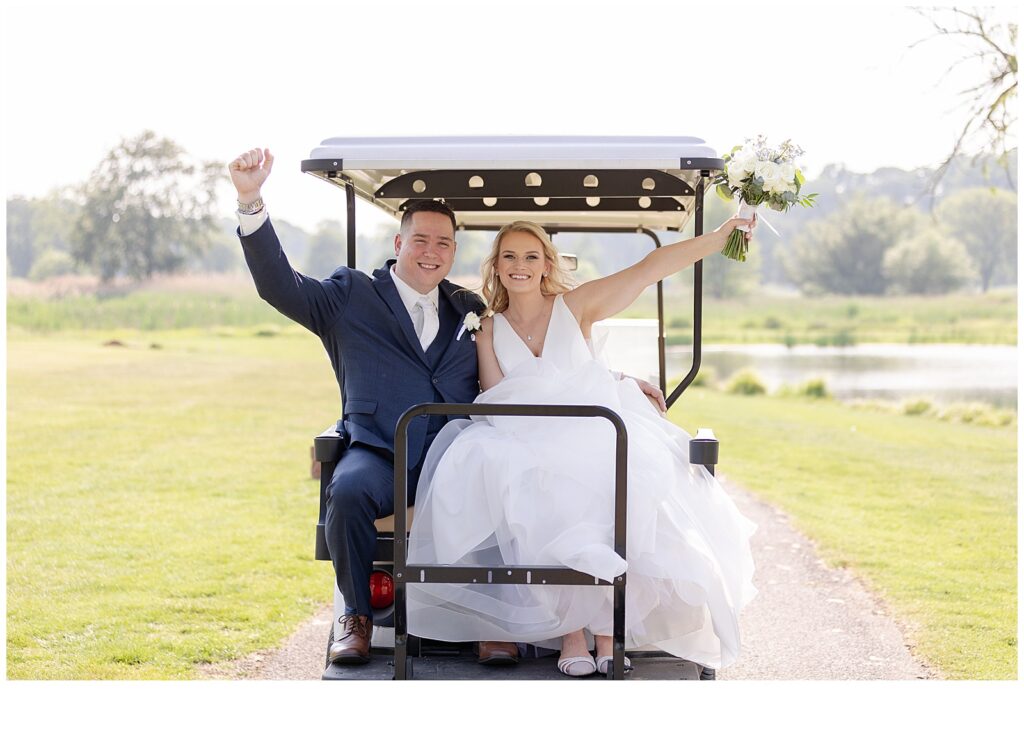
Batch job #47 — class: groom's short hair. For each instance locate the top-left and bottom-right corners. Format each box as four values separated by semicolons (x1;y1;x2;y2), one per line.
400;199;457;235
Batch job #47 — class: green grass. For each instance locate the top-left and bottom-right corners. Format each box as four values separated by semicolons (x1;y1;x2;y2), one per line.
10;287;1017;345
626;289;1018;345
6;329;336;678
7;327;1017;679
7;291;290;332
671;389;1017;680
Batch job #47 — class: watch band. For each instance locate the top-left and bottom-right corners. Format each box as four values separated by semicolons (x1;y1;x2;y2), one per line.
237;196;265;215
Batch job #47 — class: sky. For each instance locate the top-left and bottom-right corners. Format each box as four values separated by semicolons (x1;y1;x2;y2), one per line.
2;0;1017;234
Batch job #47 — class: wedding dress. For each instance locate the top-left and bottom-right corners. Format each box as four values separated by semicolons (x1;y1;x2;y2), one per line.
407;295;757;668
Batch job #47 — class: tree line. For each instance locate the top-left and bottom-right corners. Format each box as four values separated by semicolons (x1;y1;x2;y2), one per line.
5;131;1018;297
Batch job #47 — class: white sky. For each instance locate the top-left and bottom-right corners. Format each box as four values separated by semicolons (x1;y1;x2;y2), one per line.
1;0;1018;233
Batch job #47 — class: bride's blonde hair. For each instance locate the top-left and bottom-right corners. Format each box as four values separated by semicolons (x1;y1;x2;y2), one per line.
481;221;574;314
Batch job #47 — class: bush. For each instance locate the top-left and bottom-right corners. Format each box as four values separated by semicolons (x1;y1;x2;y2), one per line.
28;249;75;281
777;377;831;399
902;397;934;416
725;369;766;395
763;316;783;330
937;403;1015;427
796;378;830;399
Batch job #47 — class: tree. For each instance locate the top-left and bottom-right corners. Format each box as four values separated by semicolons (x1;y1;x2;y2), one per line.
6;196;34;277
911;7;1018;194
782;197;922;295
882;228;975;295
6;190;80;278
935;187;1017;291
72;131;223;282
305;220;347;278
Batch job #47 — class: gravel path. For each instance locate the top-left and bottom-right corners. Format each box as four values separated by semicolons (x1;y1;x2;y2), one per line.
200;479;936;680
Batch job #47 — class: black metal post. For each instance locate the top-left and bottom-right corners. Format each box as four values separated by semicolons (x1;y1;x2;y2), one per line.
666;172;707;409
345;182;357;269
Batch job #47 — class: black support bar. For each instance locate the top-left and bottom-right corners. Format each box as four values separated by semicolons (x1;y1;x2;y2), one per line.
392;403;629;680
378;169;695;199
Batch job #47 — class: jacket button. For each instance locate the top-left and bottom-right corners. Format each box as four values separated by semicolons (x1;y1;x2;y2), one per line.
432;377;439;384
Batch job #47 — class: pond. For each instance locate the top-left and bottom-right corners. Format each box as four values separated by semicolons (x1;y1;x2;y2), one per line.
593;321;1017;408
667;343;1018;408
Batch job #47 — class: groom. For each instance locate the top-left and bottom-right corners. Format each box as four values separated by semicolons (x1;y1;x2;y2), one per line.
228;147;519;667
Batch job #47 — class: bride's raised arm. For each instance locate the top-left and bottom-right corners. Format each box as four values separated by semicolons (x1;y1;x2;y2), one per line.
563;215;754;328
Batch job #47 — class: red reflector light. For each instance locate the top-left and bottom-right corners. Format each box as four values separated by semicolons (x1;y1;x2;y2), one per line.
369;571;394;609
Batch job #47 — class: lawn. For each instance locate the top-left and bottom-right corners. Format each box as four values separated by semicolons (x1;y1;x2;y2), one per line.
6;329;335;678
671;389;1017;680
633;289;1017;345
6;328;1017;679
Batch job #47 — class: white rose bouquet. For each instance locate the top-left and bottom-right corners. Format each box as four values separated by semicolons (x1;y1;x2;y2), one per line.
713;136;817;261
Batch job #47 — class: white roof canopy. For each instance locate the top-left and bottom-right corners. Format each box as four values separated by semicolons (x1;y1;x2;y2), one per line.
302;136;725;231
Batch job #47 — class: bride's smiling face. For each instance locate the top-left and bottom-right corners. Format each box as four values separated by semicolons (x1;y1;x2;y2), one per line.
497;231;552;296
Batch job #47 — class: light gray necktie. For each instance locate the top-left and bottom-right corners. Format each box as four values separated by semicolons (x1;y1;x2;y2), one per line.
413;295;439;351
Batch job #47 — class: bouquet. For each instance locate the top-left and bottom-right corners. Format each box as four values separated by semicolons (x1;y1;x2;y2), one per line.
713;136;817;261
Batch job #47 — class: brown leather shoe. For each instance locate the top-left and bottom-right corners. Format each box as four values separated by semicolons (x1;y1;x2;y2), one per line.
477;641;519;665
329;615;373;664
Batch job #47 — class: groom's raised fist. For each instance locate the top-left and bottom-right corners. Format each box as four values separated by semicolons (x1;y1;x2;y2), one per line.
229;147;274;202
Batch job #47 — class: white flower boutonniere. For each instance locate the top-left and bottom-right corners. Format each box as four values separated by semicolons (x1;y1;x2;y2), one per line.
457;312;483;342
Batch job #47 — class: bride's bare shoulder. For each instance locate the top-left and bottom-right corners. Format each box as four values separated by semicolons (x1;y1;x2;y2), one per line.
560;289;586;323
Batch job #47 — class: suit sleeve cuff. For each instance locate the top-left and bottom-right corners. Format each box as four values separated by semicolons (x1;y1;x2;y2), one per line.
238;208;270;236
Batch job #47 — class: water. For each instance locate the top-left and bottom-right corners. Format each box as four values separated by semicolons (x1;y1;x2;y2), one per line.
666;344;1018;408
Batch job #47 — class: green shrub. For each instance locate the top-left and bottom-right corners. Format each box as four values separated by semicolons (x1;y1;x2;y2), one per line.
725;369;766;395
796;377;830;399
902;397;934;416
28;250;75;281
763;316;783;330
668;316;691;329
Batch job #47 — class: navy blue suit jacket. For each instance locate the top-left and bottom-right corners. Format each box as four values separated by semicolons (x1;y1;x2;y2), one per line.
239;218;485;468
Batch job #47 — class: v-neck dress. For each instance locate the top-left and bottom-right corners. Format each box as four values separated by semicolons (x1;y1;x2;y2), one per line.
407;295;757;668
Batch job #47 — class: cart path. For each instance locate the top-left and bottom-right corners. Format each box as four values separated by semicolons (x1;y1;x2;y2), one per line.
199;479;936;680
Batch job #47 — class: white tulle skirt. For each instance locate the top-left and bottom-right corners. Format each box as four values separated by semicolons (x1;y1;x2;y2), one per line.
406;358;757;668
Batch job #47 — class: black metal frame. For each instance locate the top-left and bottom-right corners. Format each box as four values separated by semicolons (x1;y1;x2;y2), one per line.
392;403;629;680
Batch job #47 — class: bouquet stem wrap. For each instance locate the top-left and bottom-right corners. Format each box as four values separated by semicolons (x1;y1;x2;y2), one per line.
722;200;757;262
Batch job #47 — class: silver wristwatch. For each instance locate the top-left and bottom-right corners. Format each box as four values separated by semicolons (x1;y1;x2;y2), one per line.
237;196;265;215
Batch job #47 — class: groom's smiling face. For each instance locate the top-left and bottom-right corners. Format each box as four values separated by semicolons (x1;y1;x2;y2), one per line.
394;211;457;294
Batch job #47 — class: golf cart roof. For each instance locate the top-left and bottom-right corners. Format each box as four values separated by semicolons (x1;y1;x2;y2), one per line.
301;136;724;231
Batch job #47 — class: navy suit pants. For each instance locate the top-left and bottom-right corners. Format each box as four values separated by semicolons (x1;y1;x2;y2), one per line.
325;443;424;617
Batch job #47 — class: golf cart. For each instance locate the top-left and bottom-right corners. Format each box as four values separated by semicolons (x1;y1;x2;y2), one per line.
307;136;724;680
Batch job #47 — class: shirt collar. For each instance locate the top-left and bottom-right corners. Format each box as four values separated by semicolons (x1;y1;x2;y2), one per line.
390;265;439;314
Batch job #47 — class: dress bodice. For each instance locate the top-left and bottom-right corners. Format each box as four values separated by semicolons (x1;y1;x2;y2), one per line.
492;295;596;376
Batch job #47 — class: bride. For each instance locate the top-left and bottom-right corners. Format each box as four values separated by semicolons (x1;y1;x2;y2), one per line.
407;216;759;677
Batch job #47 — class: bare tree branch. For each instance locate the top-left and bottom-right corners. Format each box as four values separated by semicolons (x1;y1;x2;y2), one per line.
908;6;1017;205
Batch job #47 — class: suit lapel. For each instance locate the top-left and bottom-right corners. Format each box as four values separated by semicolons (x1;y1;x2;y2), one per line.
372;263;430;367
435;281;477;372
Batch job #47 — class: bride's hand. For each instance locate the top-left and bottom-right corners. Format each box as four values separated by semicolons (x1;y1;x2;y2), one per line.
716;213;757;241
629;376;667;414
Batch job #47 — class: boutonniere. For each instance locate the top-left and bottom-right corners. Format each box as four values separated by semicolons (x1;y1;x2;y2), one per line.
456;312;483;342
